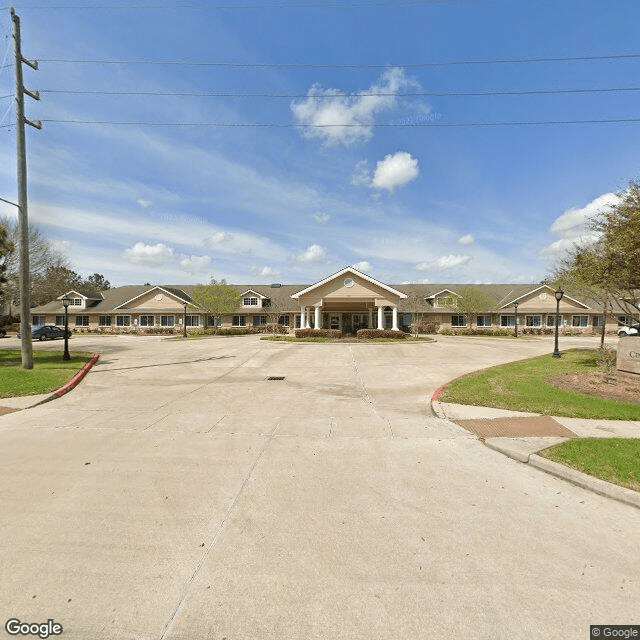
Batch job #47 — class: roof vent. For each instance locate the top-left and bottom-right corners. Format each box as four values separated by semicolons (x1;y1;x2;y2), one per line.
270;283;282;288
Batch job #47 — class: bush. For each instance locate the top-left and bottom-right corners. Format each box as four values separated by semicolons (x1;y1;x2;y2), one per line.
295;328;342;339
413;322;439;334
189;327;259;337
257;323;289;335
356;329;407;340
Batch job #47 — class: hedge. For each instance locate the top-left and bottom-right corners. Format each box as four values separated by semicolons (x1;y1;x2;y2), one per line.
295;328;342;339
356;329;407;340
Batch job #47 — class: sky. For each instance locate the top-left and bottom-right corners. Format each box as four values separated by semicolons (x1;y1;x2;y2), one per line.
0;0;639;287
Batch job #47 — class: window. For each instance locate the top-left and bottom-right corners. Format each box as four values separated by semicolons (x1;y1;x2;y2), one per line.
206;316;220;327
116;315;131;327
160;315;175;327
233;315;246;327
572;315;588;327
278;315;290;326
99;316;111;327
185;315;200;327
500;315;515;328
253;315;267;326
75;315;89;327
546;315;562;327
476;315;492;327
32;315;45;326
295;315;301;329
618;315;633;326
525;315;541;327
451;315;466;327
55;315;65;326
71;298;82;306
438;296;456;308
592;316;605;328
243;297;259;306
139;315;155;327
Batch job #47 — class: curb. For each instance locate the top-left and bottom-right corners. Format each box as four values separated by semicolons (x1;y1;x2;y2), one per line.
33;353;100;407
529;454;640;510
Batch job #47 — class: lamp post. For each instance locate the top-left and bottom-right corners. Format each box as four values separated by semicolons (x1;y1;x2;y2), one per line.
61;296;71;361
552;288;564;358
183;302;187;338
514;301;519;338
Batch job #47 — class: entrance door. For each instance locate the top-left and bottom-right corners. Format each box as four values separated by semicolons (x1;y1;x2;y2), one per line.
352;313;368;331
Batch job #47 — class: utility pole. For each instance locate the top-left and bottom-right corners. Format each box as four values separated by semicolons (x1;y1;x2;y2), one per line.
11;7;41;370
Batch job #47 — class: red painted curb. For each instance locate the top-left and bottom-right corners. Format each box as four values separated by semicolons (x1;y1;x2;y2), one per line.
33;354;100;407
431;385;446;402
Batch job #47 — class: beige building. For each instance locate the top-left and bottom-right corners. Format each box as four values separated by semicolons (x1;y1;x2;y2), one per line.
29;266;638;336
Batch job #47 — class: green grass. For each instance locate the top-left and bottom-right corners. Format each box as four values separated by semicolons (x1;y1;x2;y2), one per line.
0;349;94;398
439;349;640;420
541;439;640;491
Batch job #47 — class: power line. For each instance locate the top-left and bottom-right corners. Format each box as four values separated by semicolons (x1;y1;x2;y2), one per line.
37;86;640;98
25;52;640;69
35;117;640;128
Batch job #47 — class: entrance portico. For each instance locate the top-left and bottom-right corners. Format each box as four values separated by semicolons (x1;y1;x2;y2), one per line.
291;266;407;334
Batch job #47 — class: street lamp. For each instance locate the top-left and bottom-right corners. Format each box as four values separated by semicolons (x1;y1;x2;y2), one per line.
61;296;71;361
514;301;519;338
183;302;188;338
552;288;564;358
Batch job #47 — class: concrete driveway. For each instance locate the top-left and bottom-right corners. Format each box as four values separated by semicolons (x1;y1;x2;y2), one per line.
0;334;637;640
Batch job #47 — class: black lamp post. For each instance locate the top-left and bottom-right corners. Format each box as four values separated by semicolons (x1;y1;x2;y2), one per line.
62;296;71;361
552;288;564;358
183;302;188;338
514;301;519;338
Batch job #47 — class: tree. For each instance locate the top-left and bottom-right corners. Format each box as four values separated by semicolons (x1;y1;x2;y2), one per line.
190;283;241;328
1;215;69;309
449;286;499;329
84;273;111;291
405;292;430;336
30;264;84;307
0;223;14;290
263;293;290;334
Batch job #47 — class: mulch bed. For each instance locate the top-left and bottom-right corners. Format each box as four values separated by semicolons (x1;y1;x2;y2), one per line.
456;415;577;439
548;371;640;405
0;406;21;416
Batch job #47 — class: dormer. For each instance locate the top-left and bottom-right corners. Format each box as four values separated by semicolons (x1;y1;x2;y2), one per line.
426;289;461;308
240;289;267;308
58;290;104;310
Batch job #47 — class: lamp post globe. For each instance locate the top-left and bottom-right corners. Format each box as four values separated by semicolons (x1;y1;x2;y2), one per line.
552;288;564;358
62;296;71;361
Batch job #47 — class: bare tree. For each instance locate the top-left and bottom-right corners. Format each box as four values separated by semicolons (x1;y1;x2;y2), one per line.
449;287;499;329
191;283;241;329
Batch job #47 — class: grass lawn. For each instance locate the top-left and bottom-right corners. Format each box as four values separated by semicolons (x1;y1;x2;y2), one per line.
0;349;94;398
541;439;640;492
439;349;640;420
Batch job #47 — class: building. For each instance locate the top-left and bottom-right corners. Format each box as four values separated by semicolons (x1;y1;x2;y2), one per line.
29;266;638;336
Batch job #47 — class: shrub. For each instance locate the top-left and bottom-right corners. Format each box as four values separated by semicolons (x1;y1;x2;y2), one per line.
356;329;406;340
257;323;289;335
440;328;452;335
295;328;342;339
415;322;439;334
189;327;259;337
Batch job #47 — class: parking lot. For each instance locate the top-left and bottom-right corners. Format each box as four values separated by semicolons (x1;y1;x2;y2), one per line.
0;333;638;640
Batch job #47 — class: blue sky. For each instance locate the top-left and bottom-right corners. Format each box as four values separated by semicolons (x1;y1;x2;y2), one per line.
0;0;639;287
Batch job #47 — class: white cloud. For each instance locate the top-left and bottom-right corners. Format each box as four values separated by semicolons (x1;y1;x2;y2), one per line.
352;261;372;272
291;67;415;146
458;234;475;246
125;242;175;264
180;255;211;272
137;198;152;209
296;244;326;263
313;212;331;224
351;160;371;187
371;152;420;193
415;255;471;272
544;192;621;257
205;231;230;246
260;266;279;278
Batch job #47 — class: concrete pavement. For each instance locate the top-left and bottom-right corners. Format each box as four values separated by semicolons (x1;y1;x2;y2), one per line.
0;334;638;640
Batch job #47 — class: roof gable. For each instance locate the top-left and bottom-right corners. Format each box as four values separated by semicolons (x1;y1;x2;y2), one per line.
501;285;589;309
114;286;191;310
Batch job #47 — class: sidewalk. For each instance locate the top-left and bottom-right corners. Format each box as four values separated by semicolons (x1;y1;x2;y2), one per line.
432;400;640;509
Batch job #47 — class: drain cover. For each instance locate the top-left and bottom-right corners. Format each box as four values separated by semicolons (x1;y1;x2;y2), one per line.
266;376;285;381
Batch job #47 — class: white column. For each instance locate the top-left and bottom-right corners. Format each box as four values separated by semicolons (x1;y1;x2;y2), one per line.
305;307;311;329
392;306;398;331
377;306;383;329
300;307;306;329
314;306;321;329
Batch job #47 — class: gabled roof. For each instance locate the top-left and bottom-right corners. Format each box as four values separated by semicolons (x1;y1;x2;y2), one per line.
291;266;408;300
240;289;267;299
57;289;104;301
114;285;192;310
425;289;461;300
501;284;589;309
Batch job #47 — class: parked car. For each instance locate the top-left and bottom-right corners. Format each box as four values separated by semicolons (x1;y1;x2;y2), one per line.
17;325;72;341
618;325;639;337
0;326;6;338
